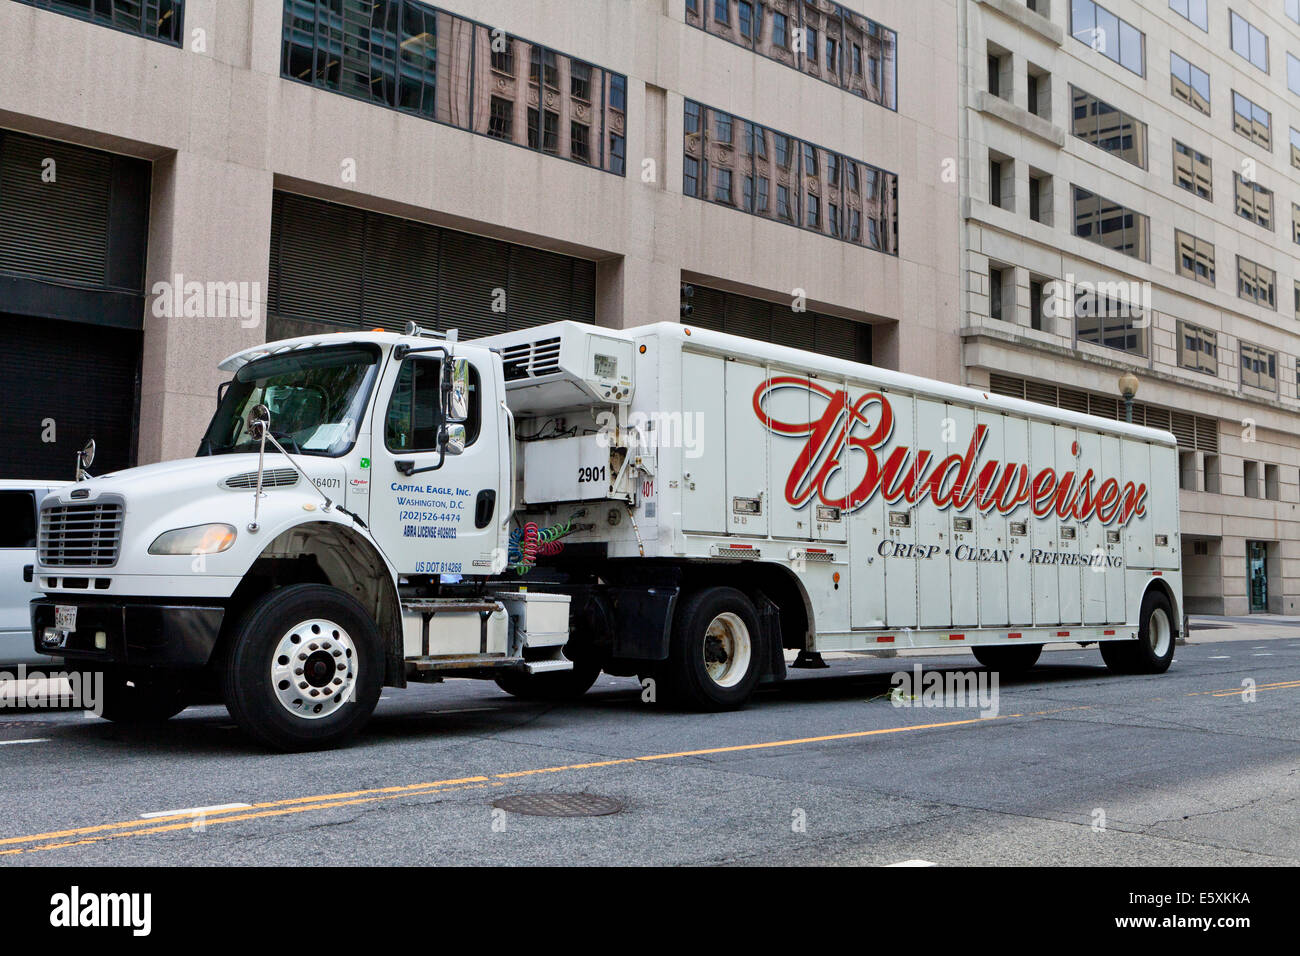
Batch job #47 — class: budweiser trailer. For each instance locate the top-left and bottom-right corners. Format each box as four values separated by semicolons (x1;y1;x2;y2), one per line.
32;320;1181;749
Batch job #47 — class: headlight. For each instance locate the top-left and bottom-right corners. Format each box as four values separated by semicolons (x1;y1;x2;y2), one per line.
148;524;237;555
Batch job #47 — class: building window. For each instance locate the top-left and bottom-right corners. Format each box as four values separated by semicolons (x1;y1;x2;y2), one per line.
1173;140;1212;200
1229;11;1268;74
1237;257;1277;310
570;123;591;164
1233;174;1274;230
11;0;184;44
1169;0;1208;30
689;1;898;110
1289;0;1300;25
281;2;627;175
1240;342;1277;392
1175;231;1215;286
1293;203;1300;246
989;266;1006;321
488;97;513;140
684;284;871;362
491;38;516;75
777;185;793;222
683;156;700;198
1293;129;1300;171
1178;321;1217;374
609;133;626;176
570;62;591;101
1072;186;1150;261
1288;54;1300;97
773;12;789;48
1070;86;1147;168
1070;0;1144;76
988;52;1003;98
686;102;899;252
1076;293;1147;355
807;194;821;229
1170;51;1210;115
1295;281;1300;322
1232;91;1271;150
714;168;733;205
1029;278;1046;330
738;1;755;39
989;157;1004;207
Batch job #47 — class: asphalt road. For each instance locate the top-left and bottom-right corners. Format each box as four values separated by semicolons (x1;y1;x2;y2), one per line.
1;637;1297;866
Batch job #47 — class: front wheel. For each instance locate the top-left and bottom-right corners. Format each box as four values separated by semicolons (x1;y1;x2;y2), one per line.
1101;590;1175;675
221;583;385;752
972;643;1043;672
660;587;763;711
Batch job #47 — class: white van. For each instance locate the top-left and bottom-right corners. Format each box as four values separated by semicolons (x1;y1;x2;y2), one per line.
1;479;68;666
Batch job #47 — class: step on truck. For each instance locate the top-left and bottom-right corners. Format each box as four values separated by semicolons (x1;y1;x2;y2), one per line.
32;321;1182;750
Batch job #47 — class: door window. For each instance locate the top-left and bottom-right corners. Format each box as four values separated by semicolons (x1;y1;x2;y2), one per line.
385;360;483;453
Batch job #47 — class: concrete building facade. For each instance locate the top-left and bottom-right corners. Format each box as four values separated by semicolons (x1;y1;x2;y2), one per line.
959;0;1300;614
0;0;961;476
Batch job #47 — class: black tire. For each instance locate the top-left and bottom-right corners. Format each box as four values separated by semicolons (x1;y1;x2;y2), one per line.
971;644;1043;672
495;661;600;701
1101;590;1176;675
95;669;188;724
221;583;385;752
661;587;764;711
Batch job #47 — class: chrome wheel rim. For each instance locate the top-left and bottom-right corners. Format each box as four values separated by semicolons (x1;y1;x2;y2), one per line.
271;619;357;720
1148;607;1172;658
702;612;752;688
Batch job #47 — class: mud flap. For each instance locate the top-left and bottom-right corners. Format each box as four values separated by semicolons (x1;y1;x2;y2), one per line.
753;591;786;684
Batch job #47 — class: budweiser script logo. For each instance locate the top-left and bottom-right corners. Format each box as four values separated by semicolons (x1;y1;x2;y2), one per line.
753;378;1148;526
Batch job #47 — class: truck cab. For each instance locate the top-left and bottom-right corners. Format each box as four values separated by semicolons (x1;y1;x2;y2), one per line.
30;327;551;749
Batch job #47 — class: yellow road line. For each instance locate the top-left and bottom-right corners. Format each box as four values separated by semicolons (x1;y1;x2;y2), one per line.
1;678;1293;857
1;715;1005;853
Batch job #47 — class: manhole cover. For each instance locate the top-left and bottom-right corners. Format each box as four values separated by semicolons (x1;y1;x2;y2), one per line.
491;793;624;817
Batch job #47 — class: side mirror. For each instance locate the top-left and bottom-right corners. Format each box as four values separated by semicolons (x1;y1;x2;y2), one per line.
249;404;270;442
444;358;470;424
75;438;96;481
442;424;467;457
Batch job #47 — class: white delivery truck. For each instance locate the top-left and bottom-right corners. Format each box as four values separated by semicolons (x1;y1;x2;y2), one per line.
31;321;1182;749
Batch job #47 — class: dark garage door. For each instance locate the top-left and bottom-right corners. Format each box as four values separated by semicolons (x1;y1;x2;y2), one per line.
0;316;140;480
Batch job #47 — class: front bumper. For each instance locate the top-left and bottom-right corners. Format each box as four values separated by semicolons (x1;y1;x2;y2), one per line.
30;598;225;668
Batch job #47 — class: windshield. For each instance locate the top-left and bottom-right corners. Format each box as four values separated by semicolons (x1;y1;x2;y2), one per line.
199;345;381;458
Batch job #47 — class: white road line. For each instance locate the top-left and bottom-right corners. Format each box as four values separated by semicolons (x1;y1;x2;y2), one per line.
140;803;251;819
1207;655;1231;660
1253;653;1273;657
886;859;937;867
426;707;501;715
0;738;49;746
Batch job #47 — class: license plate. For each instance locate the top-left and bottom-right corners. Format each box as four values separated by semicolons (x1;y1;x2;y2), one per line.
54;605;77;632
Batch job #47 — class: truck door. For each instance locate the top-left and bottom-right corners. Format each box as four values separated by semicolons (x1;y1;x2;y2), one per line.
367;348;504;577
725;360;770;538
1100;433;1127;621
1078;430;1108;625
947;404;978;627
976;410;1009;628
1124;439;1154;568
882;391;918;629
1030;420;1059;626
1056;425;1082;626
849;386;886;628
1004;417;1032;625
681;351;726;535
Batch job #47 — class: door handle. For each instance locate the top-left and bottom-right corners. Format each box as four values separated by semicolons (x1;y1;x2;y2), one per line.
475;490;496;529
22;565;33;583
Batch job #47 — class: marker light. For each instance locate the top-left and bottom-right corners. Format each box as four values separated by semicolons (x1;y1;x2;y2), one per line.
149;524;238;555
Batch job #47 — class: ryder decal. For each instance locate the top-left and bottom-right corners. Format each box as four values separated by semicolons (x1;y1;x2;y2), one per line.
753;377;1147;527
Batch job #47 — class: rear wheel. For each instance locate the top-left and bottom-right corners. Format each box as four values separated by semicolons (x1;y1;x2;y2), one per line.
95;669;188;724
221;583;384;751
660;587;763;710
971;643;1043;672
495;661;600;701
1101;590;1175;675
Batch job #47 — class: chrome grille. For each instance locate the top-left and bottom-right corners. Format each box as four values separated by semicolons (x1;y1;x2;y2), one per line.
223;468;298;489
39;497;124;568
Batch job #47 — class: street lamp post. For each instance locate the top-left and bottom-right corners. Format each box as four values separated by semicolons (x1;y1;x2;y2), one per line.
1118;372;1139;424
